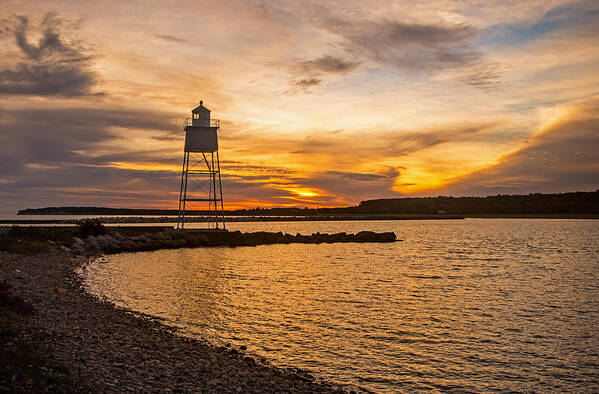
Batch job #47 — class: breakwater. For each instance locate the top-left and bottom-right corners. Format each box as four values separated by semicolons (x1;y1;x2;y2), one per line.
70;229;398;255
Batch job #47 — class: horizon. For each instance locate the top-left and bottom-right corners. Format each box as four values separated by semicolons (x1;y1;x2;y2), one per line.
15;189;598;214
1;1;598;214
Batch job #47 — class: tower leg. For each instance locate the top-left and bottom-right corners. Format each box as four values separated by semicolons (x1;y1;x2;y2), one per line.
177;151;187;229
211;152;218;228
181;152;190;229
216;150;225;229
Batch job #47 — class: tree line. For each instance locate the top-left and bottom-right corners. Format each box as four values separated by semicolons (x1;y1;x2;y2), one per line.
18;190;598;216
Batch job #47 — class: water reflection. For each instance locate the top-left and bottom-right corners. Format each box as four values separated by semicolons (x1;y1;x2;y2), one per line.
83;219;599;392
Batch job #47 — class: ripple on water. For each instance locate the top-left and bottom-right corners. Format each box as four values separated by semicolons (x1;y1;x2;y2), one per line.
82;219;599;393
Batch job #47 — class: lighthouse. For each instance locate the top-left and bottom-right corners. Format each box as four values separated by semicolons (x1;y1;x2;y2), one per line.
177;101;225;230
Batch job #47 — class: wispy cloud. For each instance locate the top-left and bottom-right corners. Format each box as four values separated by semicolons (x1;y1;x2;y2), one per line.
0;12;98;97
320;16;481;73
291;78;321;89
440;97;599;195
153;34;192;44
0;2;597;212
299;55;359;74
0;107;177;172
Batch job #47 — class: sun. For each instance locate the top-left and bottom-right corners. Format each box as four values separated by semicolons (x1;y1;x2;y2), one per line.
293;190;318;197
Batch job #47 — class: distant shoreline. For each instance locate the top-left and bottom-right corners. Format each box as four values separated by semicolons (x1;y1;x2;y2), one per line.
16;191;599;218
3;214;464;224
3;213;599;225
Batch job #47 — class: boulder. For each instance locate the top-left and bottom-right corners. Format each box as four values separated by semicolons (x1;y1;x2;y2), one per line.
86;236;102;251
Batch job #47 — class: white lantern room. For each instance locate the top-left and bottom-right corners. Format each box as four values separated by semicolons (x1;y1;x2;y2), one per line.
184;101;219;153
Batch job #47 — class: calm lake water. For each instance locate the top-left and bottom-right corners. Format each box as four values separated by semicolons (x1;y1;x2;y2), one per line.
82;219;599;392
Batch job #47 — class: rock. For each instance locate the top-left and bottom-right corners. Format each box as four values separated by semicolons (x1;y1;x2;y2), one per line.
103;234;119;244
113;232;127;241
155;231;169;241
86;236;102;251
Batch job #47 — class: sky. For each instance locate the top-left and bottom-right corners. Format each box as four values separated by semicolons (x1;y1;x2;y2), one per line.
0;0;598;213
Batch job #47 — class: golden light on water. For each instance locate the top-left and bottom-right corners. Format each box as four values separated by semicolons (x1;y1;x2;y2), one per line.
82;220;599;392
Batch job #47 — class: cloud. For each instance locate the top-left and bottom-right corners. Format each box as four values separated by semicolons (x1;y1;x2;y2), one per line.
0;107;177;172
1;1;596;213
221;164;297;177
299;55;359;74
0;102;413;212
0;104;330;212
381;123;500;156
283;55;359;92
325;171;388;181
274;122;500;160
154;34;191;44
291;168;401;204
280;15;492;91
319;16;482;73
291;78;321;88
450;62;505;90
0;164;180;212
0;12;97;97
307;12;508;89
214;120;504;199
439;98;599;195
150;133;181;141
0;105;184;212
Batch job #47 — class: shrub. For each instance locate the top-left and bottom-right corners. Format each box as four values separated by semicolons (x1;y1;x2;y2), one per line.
77;219;106;237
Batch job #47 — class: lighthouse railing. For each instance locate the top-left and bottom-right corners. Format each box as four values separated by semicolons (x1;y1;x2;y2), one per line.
183;118;220;128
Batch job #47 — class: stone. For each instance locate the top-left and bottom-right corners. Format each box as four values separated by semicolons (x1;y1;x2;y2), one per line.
86;236;102;251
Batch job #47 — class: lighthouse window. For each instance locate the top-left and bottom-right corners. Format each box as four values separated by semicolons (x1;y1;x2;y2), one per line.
193;113;199;119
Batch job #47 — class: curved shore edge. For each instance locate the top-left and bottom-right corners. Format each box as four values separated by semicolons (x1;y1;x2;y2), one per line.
1;228;395;392
1;251;351;392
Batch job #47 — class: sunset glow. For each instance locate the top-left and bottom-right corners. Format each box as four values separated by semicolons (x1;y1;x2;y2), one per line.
0;0;597;213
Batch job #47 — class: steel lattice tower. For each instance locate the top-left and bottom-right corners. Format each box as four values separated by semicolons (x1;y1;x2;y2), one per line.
177;101;225;230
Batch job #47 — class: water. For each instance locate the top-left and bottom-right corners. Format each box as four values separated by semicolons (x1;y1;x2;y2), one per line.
0;214;168;220
82;219;599;392
0;214;178;227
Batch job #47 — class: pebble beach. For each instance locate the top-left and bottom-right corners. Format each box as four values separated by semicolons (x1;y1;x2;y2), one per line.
0;248;346;392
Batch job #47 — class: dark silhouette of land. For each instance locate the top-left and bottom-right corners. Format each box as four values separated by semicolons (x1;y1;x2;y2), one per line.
17;191;599;217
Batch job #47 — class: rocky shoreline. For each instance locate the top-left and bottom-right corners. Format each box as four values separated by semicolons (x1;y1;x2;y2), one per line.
1;228;395;392
69;228;397;255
